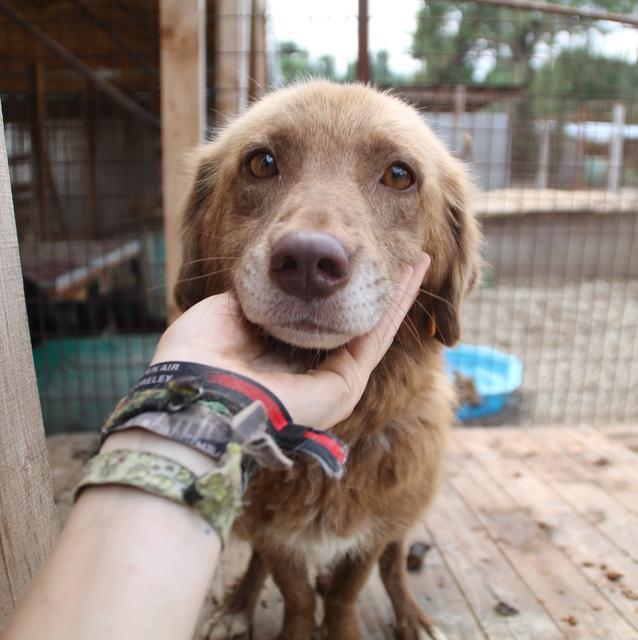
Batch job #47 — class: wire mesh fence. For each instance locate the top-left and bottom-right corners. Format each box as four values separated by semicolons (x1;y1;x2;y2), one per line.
1;0;637;431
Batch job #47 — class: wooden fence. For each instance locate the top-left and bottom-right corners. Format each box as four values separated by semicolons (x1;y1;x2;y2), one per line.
0;101;58;629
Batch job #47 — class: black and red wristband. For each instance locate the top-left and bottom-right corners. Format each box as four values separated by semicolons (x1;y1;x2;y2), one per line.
103;361;348;478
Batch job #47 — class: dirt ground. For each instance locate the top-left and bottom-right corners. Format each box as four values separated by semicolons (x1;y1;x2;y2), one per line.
460;277;638;426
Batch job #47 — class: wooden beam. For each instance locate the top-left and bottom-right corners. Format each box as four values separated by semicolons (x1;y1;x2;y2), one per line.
536;119;550;189
470;0;638;28
160;0;206;323
28;61;60;241
453;84;466;154
608;103;625;192
357;0;370;83
0;0;160;129
27;64;46;239
248;0;267;103
215;0;251;118
71;0;157;76
0;102;58;629
114;0;159;35
83;80;98;239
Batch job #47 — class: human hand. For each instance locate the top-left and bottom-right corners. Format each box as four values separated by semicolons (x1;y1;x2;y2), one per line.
152;253;431;430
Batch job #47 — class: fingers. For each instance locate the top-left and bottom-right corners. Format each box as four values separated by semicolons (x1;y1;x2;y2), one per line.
151;292;248;367
307;253;430;427
186;292;242;324
350;252;431;371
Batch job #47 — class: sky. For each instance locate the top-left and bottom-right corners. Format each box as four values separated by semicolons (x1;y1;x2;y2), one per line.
267;0;423;77
267;0;638;79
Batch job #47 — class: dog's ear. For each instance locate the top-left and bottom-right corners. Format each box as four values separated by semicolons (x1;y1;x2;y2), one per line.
418;160;481;346
174;149;225;311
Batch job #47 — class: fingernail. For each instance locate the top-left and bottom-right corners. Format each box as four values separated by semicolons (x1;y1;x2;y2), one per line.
418;252;431;271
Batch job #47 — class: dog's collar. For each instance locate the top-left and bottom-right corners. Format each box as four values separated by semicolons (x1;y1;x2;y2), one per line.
426;312;437;339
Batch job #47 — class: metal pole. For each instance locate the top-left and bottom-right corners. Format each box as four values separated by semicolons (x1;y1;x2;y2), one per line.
608;103;625;192
357;0;370;83
453;85;466;154
536;120;550;190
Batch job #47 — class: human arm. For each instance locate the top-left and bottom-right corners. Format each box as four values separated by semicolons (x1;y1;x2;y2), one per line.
3;253;430;640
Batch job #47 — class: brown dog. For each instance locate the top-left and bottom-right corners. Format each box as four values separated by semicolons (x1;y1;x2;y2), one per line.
176;81;480;640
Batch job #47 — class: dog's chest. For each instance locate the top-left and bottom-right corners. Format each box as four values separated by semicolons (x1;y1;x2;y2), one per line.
254;435;396;567
263;518;375;568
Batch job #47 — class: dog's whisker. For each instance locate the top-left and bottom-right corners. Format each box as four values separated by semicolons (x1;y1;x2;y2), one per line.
379;296;422;354
147;267;233;293
391;285;447;347
189;228;235;242
418;288;456;313
179;255;238;266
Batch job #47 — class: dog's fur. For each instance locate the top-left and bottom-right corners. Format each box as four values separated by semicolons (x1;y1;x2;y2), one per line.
176;81;480;640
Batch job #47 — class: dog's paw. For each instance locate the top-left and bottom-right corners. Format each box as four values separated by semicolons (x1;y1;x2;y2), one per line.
396;624;447;640
205;612;250;640
423;624;448;640
394;607;448;640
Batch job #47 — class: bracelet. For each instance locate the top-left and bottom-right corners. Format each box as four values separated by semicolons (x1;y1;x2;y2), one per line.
102;361;348;479
76;361;350;545
75;447;243;544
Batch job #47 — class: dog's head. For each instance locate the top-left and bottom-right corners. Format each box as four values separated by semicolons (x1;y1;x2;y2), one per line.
176;81;480;350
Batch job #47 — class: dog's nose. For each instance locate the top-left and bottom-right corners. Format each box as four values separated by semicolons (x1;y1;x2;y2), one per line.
270;231;351;299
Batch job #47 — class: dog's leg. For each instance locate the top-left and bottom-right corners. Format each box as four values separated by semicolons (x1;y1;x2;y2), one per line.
315;572;332;598
322;547;383;640
379;540;447;640
207;551;267;640
263;551;316;640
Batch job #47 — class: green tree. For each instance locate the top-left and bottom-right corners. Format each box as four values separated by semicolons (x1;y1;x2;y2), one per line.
530;47;638;119
411;0;638;87
373;51;395;85
277;41;313;83
315;54;337;80
276;41;339;83
410;0;638;181
532;47;638;100
344;50;401;84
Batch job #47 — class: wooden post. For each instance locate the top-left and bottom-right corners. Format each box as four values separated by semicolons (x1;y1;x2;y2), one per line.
357;0;370;83
28;60;63;240
453;84;466;155
0;102;58;629
216;0;251;118
27;63;46;239
248;0;267;103
536;119;550;190
608;103;625;193
84;80;98;239
28;61;54;241
71;0;157;75
160;0;206;323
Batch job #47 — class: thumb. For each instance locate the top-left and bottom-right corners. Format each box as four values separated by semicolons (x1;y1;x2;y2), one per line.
317;252;431;397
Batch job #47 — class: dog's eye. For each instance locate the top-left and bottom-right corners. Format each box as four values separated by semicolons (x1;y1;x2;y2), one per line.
381;163;414;190
247;150;278;179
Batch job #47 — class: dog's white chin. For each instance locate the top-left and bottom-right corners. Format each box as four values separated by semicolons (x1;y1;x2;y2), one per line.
266;324;352;350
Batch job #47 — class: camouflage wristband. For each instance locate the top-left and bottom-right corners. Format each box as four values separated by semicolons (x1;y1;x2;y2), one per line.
102;361;348;479
75;446;243;544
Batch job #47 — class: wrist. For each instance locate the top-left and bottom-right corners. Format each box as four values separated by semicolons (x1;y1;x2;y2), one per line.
100;428;216;476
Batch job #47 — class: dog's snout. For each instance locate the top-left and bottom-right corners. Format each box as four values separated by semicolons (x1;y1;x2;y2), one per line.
270;231;351;300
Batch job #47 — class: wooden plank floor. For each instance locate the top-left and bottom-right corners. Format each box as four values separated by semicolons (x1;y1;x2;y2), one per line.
47;427;638;639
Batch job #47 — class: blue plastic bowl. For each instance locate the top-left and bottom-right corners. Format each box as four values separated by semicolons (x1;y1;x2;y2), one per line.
444;344;524;421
